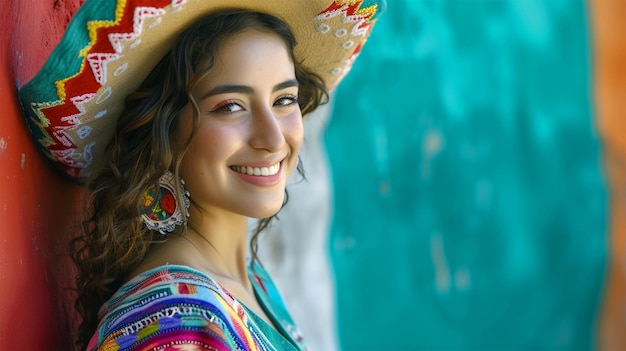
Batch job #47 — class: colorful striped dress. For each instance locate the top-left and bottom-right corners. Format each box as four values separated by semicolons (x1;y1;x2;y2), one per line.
86;264;307;351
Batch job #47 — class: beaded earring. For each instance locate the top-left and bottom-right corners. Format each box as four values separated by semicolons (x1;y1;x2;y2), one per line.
141;171;190;234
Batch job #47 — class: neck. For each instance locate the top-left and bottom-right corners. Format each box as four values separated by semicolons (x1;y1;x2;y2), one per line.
185;208;252;287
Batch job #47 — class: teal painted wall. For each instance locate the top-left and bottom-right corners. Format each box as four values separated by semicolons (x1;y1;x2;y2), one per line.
326;1;607;349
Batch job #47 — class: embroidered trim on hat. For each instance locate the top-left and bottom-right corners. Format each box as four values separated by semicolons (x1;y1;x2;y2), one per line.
32;0;172;177
315;1;378;85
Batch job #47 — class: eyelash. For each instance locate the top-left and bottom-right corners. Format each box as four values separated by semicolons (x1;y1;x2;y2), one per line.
275;94;299;107
210;100;241;113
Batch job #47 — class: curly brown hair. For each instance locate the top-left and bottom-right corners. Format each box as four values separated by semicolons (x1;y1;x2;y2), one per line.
70;9;327;350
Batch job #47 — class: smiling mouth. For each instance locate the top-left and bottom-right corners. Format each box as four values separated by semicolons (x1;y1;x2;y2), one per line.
231;162;281;176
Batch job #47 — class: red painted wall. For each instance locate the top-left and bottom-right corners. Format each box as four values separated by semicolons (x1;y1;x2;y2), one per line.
1;0;83;349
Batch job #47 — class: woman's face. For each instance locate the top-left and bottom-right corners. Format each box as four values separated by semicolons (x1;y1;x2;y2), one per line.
176;29;303;220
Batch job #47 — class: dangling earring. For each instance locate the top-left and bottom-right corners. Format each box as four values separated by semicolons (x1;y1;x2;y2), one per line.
141;171;190;234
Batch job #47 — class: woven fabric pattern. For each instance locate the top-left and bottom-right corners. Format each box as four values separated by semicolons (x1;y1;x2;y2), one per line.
87;264;305;351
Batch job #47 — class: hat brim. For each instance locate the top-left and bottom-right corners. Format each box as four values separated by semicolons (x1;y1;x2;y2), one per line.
19;0;383;181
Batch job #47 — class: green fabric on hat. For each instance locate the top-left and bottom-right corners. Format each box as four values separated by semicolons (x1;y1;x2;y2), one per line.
20;0;117;102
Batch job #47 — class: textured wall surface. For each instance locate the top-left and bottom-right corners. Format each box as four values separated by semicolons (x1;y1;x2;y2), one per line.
326;1;613;350
1;0;83;349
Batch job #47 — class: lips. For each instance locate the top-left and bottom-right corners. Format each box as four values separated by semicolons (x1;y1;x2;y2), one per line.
230;162;281;177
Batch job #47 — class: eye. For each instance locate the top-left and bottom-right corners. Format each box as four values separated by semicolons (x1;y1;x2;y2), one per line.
210;100;244;113
274;94;299;107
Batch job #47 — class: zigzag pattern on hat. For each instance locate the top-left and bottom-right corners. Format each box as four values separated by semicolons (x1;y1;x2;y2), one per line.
32;0;173;177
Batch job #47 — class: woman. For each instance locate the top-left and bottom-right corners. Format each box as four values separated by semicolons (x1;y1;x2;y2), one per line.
18;1;383;350
75;10;328;350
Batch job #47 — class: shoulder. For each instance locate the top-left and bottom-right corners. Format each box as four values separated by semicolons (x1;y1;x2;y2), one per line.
87;265;261;351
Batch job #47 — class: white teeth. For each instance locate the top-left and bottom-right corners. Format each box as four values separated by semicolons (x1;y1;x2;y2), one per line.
233;163;280;176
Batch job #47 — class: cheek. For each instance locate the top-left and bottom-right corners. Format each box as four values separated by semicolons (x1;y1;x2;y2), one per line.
179;122;247;178
182;128;222;167
281;114;304;177
284;113;304;150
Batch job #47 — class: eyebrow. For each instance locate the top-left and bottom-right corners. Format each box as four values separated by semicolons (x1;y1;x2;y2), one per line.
273;79;299;92
199;79;299;101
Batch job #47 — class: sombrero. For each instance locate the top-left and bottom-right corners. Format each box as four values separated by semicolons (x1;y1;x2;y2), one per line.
18;0;384;181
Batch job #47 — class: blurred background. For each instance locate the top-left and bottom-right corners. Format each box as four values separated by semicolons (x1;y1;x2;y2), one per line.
1;0;625;350
261;0;625;350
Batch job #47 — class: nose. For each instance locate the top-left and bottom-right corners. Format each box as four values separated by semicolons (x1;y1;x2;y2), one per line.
249;103;285;152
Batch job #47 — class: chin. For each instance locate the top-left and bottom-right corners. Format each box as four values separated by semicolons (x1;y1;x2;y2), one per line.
247;206;283;219
240;196;285;219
